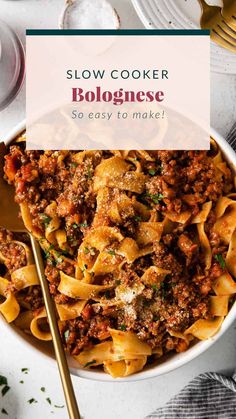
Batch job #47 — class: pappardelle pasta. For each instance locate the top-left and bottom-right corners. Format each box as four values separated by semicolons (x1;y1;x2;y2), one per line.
1;134;236;377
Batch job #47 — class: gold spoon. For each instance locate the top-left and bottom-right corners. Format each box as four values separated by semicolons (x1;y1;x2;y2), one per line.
0;142;80;419
198;0;236;53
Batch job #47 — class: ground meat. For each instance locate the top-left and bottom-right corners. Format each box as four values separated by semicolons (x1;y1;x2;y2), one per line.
23;286;44;310
177;233;198;265
88;315;111;340
152;242;183;276
0;228;27;273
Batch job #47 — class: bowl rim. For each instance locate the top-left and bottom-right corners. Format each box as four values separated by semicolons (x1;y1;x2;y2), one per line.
2;119;236;382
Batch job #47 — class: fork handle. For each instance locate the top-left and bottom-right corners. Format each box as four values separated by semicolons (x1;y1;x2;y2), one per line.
29;234;80;419
198;0;211;13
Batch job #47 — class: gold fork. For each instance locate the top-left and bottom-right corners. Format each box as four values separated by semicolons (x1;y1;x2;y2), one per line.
0;142;80;419
221;0;236;31
198;0;236;53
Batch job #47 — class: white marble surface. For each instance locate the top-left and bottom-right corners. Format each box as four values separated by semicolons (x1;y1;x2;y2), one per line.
0;1;236;419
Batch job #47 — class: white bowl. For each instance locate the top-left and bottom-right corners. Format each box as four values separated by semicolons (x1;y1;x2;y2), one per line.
2;120;236;382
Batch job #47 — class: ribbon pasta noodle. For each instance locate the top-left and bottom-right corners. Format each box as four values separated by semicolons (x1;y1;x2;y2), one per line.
1;134;236;377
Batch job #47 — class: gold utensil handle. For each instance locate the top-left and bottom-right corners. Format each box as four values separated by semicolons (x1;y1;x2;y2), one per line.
198;0;210;12
30;234;80;419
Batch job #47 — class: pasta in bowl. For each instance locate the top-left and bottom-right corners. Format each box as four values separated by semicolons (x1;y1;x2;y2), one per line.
1;121;236;381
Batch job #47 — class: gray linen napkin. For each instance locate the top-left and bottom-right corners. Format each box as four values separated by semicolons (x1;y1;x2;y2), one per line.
146;123;236;419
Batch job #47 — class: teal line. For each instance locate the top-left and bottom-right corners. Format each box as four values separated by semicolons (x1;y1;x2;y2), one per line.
26;29;210;36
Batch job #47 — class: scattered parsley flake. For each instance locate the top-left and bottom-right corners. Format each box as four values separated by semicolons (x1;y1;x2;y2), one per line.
21;368;29;374
84;247;90;254
120;324;126;331
107;250;116;256
54;405;64;409
39;213;52;228
1;408;8;415
1;386;10;397
46;397;52;405
214;254;226;269
72;222;88;229
148;169;156;176
139;192;164;206
40;387;46;393
134;215;142;222
0;376;7;386
151;284;158;291
160;281;169;299
70;162;78;168
83;360;96;368
87;166;92;179
115;280;121;286
48;258;57;267
45;244;54;259
64;330;69;341
28;398;37;404
146;193;164;204
82;264;88;273
19;380;24;384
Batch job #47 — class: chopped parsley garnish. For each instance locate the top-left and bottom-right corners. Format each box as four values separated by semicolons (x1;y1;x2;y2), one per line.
28;398;37;404
41;387;46;392
64;330;69;341
214;254;226;269
160;281;169;299
83;246;96;256
151;284;158;292
21;368;29;374
82;264;88;273
54;405;64;409
148;169;156;176
1;408;8;415
134;215;142;222
2;386;10;397
83;360;97;368
115;280;121;286
46;397;52;405
19;380;24;384
87;166;92;179
72;222;88;229
70;162;78;168
146;193;164;204
107;250;116;256
120;324;127;331
0;376;7;386
45;244;55;259
139;192;164;206
48;257;57;267
39;213;52;228
153;315;160;321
